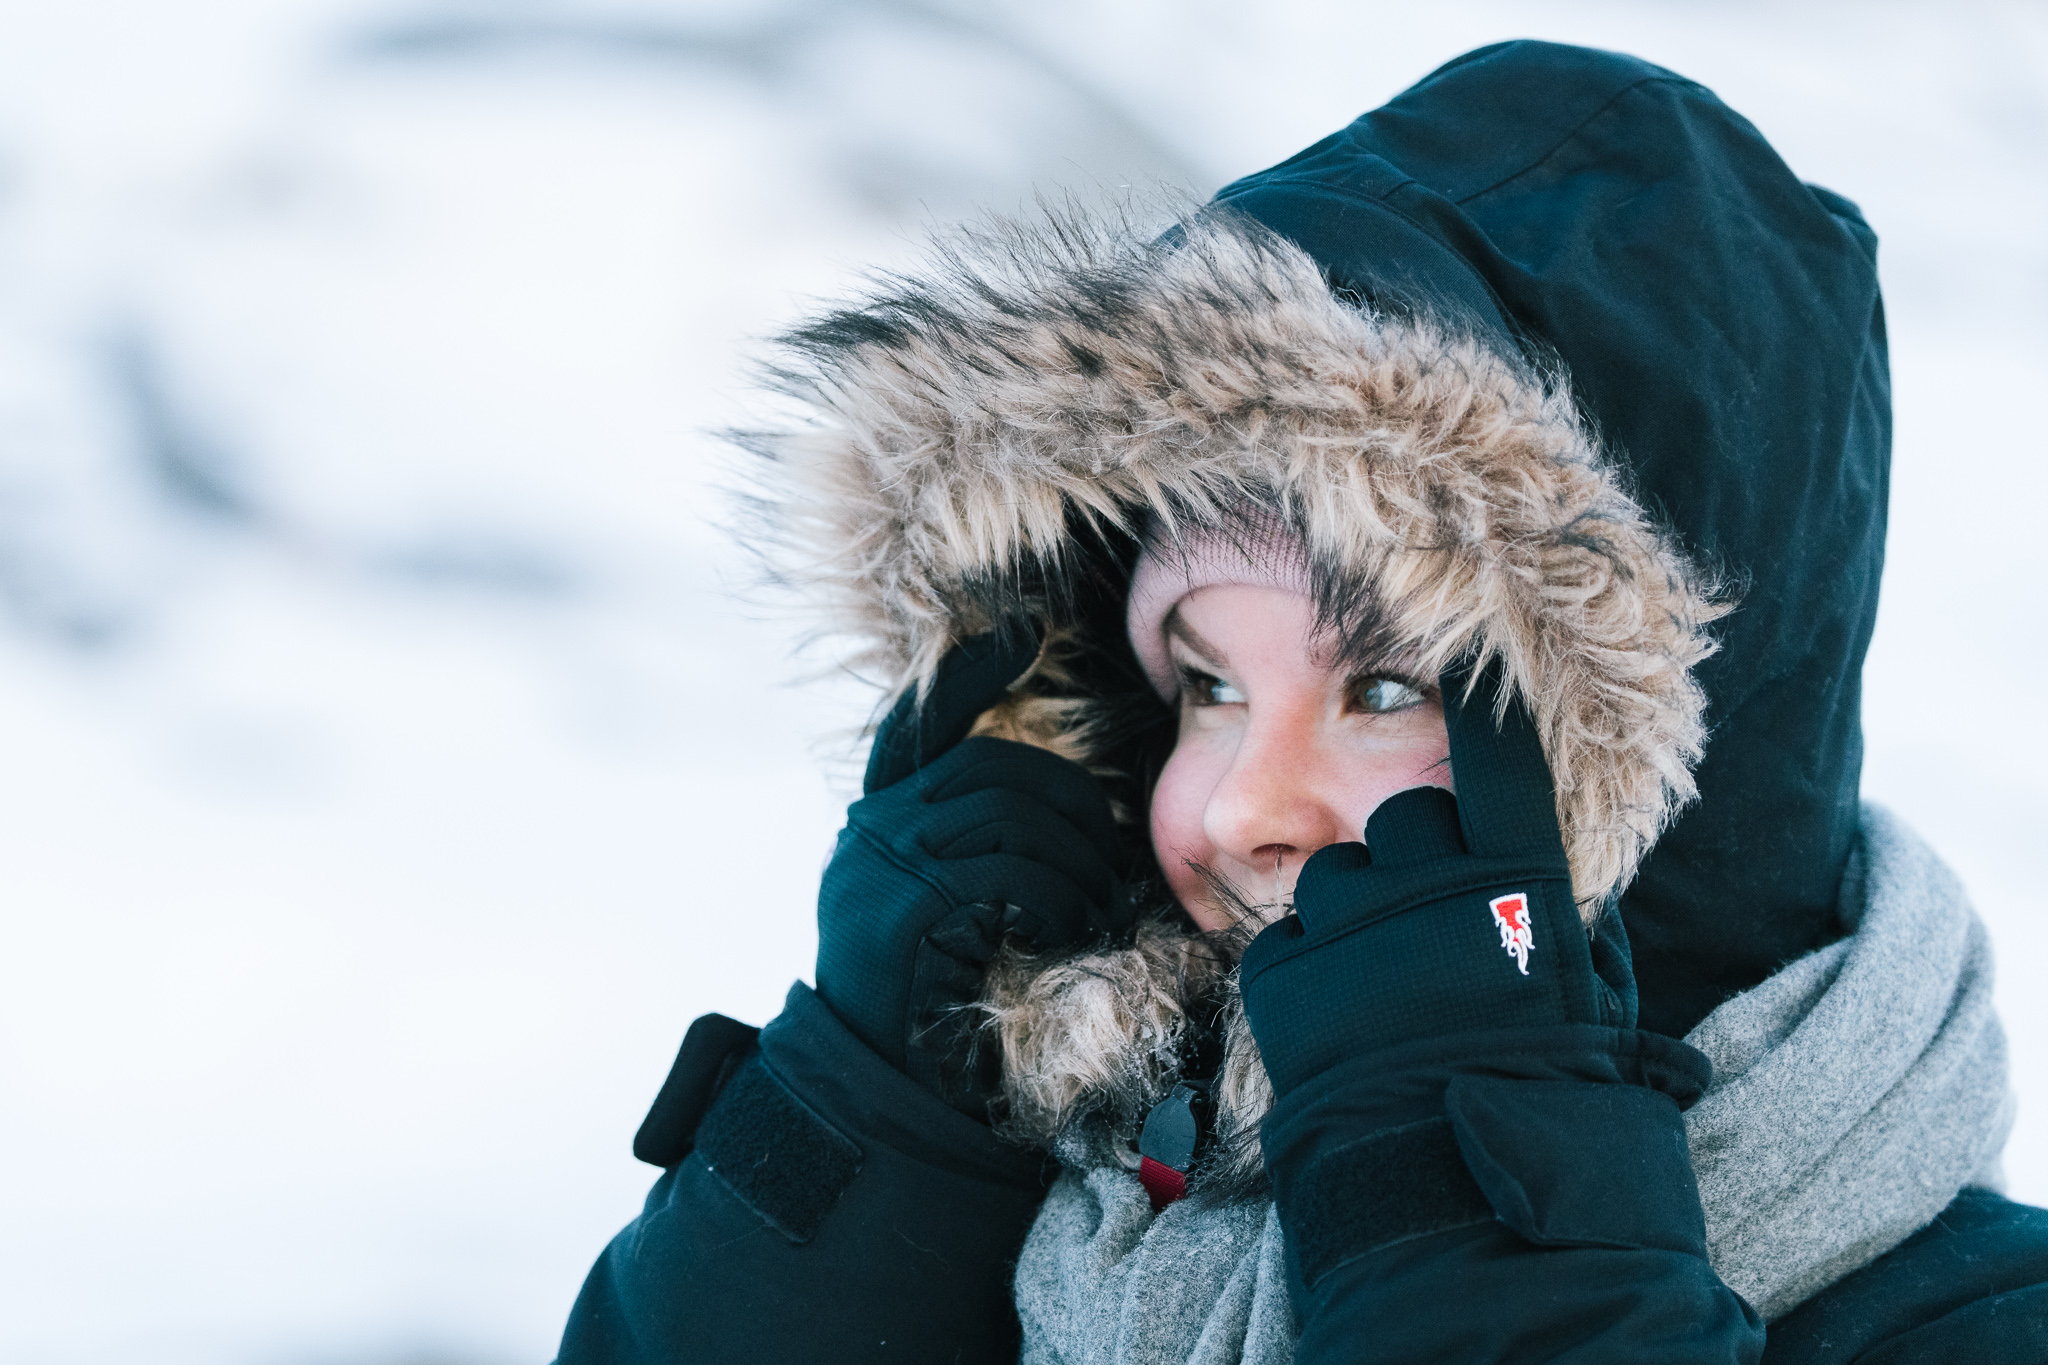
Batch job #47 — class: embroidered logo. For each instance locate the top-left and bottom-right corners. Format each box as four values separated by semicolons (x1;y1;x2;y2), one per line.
1489;892;1534;975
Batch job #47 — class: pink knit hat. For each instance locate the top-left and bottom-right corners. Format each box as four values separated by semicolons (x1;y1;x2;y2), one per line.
1125;513;1314;701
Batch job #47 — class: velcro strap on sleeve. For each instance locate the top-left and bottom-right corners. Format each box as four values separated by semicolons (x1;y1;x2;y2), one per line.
1289;1117;1495;1287
694;1053;865;1244
633;1012;762;1168
1446;1075;1706;1257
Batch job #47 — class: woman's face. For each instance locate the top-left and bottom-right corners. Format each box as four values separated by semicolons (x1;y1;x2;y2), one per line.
1148;585;1453;934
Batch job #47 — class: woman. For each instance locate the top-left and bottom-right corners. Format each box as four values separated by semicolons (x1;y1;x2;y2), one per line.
557;41;2048;1363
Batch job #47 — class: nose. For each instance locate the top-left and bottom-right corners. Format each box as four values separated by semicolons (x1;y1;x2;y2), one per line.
1201;706;1353;888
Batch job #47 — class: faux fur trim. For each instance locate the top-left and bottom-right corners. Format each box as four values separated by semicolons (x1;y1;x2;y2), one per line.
980;915;1273;1192
980;918;1226;1144
963;625;1104;769
741;205;1722;908
738;204;1725;1165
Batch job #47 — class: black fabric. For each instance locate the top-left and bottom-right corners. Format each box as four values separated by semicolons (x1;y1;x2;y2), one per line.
1218;40;1890;1038
559;40;2008;1365
1287;1117;1492;1284
816;629;1132;1116
1857;1285;2048;1364
1261;1025;1754;1364
1241;656;1755;1358
1306;1222;1762;1365
1238;660;1622;1094
1446;1076;1704;1256
556;983;1050;1365
692;1053;863;1243
817;734;1128;1113
862;627;1043;794
632;1012;760;1169
1240;796;1594;1082
1764;1188;2048;1363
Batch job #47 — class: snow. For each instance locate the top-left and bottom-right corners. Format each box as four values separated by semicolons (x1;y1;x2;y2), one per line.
0;3;2041;1360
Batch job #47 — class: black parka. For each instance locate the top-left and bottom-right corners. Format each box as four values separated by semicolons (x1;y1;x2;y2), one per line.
556;41;2048;1365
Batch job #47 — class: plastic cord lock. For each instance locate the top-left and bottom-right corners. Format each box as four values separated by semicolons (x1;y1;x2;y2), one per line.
1137;1080;1208;1212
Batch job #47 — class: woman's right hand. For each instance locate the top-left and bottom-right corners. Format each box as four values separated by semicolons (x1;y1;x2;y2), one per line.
814;630;1131;1119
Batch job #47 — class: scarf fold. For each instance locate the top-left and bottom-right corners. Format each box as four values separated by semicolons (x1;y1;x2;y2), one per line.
1013;806;2013;1364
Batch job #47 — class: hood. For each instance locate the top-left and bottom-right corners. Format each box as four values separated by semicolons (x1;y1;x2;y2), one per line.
747;208;1718;918
1213;41;1891;1036
740;39;1890;1148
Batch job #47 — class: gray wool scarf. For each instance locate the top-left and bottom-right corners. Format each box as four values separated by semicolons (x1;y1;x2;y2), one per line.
1013;806;2014;1364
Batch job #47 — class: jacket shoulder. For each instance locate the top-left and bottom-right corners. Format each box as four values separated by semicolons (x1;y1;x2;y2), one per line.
1765;1188;2048;1363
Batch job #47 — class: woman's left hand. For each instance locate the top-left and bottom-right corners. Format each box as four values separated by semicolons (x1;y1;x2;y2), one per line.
1238;657;1627;1095
1234;661;1754;1364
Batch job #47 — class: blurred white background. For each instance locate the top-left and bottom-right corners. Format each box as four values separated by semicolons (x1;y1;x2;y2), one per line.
0;2;2042;1361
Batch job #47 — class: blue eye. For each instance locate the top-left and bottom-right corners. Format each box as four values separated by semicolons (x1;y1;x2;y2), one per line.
1353;677;1424;713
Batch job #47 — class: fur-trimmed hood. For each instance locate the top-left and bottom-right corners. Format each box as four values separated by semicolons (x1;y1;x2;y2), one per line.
742;207;1717;1166
740;39;1892;1170
749;210;1718;911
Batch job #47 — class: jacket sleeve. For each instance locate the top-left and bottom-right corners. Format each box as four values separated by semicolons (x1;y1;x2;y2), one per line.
1763;1187;2048;1363
1266;1026;1766;1365
555;982;1050;1365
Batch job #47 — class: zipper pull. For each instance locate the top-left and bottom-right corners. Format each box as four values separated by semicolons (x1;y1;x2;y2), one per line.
1137;1080;1208;1212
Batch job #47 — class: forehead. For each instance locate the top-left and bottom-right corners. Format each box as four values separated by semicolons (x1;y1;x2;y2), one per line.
1170;585;1329;670
1170;583;1423;684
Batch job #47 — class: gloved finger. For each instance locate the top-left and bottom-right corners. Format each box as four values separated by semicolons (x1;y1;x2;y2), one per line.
922;892;1130;970
1362;786;1466;865
929;854;1105;953
1289;840;1374;936
1237;909;1307;979
922;900;1023;970
1439;655;1567;864
920;798;1118;906
929;839;1114;925
864;624;1045;795
920;738;1120;866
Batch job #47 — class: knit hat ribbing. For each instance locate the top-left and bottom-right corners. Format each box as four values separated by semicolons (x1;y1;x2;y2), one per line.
1124;515;1314;701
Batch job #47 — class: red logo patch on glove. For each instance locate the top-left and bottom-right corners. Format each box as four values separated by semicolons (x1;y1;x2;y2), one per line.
1489;892;1534;975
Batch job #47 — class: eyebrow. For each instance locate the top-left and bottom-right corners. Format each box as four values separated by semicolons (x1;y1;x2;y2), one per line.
1163;607;1230;671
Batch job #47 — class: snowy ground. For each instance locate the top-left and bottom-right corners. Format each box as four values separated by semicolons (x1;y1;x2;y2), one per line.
0;2;2042;1361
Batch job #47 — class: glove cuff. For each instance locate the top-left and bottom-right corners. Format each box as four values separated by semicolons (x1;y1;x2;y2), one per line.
1262;1026;1711;1292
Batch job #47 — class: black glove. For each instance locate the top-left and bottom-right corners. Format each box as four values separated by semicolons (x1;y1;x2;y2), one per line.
815;629;1133;1118
1240;657;1629;1095
1237;661;1747;1363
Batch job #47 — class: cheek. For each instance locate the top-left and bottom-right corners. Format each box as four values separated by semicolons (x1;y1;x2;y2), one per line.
1150;736;1224;917
1334;710;1454;831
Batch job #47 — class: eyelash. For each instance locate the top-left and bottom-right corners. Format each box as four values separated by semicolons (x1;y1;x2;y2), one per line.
1350;675;1429;714
1177;668;1430;714
1179;669;1244;707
